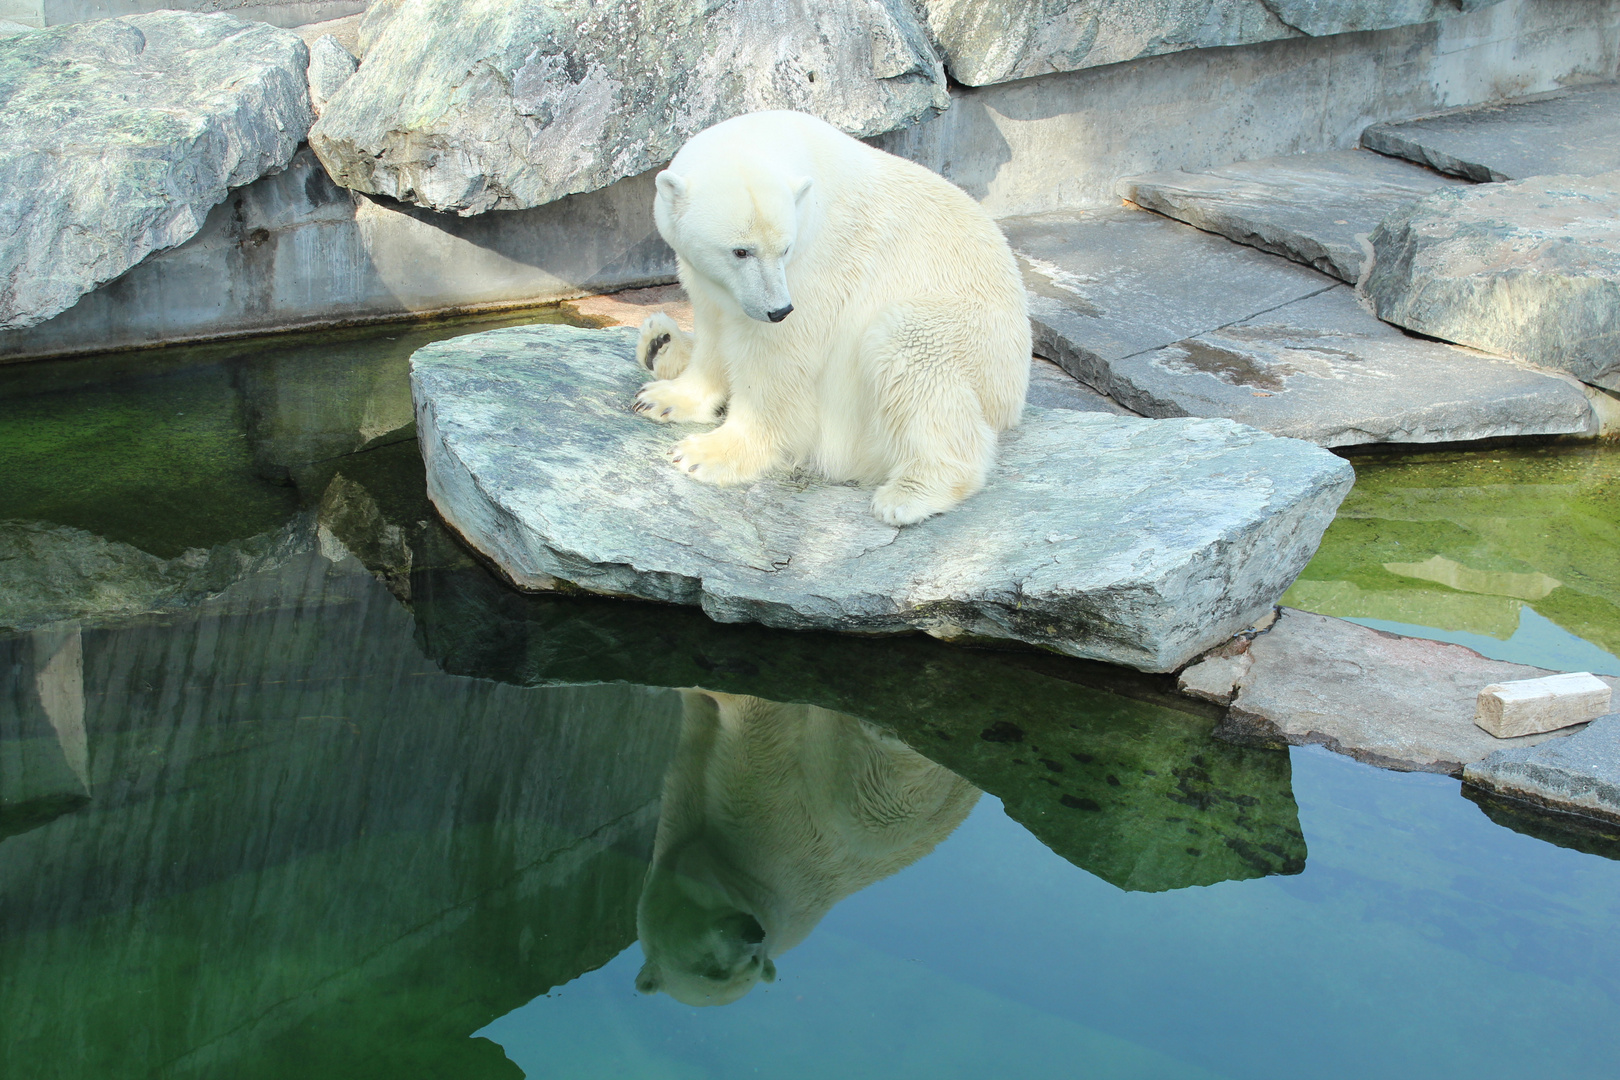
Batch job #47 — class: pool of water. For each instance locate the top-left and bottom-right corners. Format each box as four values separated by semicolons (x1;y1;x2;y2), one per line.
3;322;1619;1079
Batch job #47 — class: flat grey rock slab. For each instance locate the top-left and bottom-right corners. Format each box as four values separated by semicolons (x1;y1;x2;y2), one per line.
1119;150;1470;283
1362;83;1620;182
921;0;1507;87
411;324;1354;673
1024;358;1135;415
1213;608;1620;775
1110;285;1597;447
311;0;947;214
1365;172;1620;391
1464;715;1620;826
1003;208;1336;394
0;12;312;330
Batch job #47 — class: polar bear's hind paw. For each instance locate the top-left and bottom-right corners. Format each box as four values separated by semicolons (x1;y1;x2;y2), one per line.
871;478;962;527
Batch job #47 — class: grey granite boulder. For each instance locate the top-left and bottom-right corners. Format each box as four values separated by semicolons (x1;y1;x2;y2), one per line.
1365;173;1620;391
1110;285;1597;447
921;0;1507;87
1464;715;1620;826
311;0;947;215
305;32;357;116
1119;150;1470;284
0;12;312;330
411;324;1353;672
1211;608;1620;774
1362;83;1620;182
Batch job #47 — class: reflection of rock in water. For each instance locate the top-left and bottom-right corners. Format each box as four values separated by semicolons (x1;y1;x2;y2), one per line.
0;547;686;1080
636;691;978;1006
1462;785;1620;863
416;562;1308;894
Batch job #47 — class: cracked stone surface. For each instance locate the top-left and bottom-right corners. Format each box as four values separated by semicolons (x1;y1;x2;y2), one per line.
1465;715;1620;826
1362;83;1620;182
311;0;947;214
1214;608;1620;774
1005;208;1336;395
411;324;1353;672
0;12;312;330
1109;285;1597;447
1365;172;1620;391
1119;150;1470;283
921;0;1509;87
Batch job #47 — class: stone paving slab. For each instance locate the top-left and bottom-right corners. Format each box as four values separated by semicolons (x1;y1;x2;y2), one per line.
1208;608;1620;775
1464;715;1620;827
1362;83;1620;182
411;324;1354;673
1365;171;1620;391
1119;150;1469;283
1003;208;1336;393
1109;286;1597;447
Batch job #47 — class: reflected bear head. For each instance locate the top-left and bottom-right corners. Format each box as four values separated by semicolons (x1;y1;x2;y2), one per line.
635;841;777;1007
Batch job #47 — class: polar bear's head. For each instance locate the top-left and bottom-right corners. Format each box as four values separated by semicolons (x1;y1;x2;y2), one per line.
635;843;778;1007
654;159;813;325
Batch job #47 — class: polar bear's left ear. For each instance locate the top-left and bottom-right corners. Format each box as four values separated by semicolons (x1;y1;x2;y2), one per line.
791;176;813;203
655;170;688;203
635;961;664;994
761;959;778;983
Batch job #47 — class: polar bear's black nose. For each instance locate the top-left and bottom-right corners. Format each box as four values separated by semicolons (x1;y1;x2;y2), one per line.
767;305;793;323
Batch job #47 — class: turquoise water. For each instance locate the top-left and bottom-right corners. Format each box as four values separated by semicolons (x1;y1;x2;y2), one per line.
2;322;1619;1079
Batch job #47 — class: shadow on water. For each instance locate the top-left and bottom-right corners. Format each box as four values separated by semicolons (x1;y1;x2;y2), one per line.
0;318;1310;1077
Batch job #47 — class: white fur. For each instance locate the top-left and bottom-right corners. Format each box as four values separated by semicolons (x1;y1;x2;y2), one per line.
632;110;1031;525
634;691;979;1006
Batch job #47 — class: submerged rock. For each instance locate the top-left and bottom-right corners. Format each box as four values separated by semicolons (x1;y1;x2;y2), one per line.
0;12;312;330
1365;173;1620;390
411;324;1353;672
311;0;947;214
921;0;1508;87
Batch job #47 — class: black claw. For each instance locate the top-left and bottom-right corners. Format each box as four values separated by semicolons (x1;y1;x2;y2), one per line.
661;408;671;417
642;332;671;370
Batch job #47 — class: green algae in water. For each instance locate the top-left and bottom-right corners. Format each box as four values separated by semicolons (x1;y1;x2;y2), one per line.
1284;444;1620;672
0;308;584;558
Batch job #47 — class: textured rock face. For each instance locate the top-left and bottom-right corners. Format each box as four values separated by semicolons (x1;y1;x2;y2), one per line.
1465;715;1620;826
305;31;357;116
1214;608;1620;774
411;324;1353;672
921;0;1507;87
1112;285;1597;447
311;0;948;215
1365;173;1620;390
1120;150;1470;284
1362;83;1620;182
0;12;312;331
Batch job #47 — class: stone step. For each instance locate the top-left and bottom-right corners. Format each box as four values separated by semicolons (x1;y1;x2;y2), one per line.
1004;208;1599;447
1465;714;1620;827
411;324;1354;674
1365;171;1620;392
1118;150;1469;283
1361;82;1620;182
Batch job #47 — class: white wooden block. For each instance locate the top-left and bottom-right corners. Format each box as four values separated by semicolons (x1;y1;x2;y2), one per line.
1474;672;1612;738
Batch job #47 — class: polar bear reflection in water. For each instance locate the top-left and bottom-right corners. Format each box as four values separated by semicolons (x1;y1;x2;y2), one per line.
635;691;979;1006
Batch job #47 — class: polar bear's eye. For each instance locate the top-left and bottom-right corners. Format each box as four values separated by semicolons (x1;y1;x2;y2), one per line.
732;248;749;259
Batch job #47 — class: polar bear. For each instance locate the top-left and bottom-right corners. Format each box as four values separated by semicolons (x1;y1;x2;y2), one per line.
634;690;979;1006
631;110;1030;526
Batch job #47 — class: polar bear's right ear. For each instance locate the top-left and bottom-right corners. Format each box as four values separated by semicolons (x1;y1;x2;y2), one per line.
791;176;813;203
655;170;688;203
635;961;664;994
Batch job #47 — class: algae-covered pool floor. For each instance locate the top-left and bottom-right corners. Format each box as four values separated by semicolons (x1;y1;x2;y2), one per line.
2;319;1619;1079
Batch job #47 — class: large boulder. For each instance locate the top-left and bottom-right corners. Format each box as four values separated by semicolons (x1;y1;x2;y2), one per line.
920;0;1508;88
1364;172;1620;391
311;0;948;215
410;324;1354;672
0;12;312;330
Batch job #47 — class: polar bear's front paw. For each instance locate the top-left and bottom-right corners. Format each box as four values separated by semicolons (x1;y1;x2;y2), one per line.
668;429;768;486
633;378;724;424
636;312;694;380
871;479;956;527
